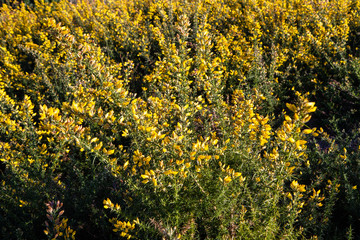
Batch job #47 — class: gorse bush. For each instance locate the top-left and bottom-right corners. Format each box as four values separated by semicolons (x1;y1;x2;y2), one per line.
1;0;360;239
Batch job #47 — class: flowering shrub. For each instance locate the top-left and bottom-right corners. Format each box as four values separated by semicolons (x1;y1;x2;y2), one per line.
0;0;360;239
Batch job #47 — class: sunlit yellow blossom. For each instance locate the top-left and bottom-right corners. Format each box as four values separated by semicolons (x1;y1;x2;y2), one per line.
103;198;114;209
291;180;306;193
164;170;179;175
223;175;232;183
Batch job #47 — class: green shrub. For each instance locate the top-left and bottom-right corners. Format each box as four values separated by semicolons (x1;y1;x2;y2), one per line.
0;0;360;239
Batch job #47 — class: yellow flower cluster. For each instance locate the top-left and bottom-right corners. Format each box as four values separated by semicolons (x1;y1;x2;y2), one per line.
103;198;139;239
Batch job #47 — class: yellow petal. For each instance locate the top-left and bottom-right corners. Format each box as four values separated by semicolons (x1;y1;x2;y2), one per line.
152;178;157;186
304;102;315;108
302;129;313;134
234;172;242;177
224;176;232;183
286;103;297;112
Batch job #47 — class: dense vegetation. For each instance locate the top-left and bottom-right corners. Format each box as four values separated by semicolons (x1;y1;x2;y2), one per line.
1;0;360;239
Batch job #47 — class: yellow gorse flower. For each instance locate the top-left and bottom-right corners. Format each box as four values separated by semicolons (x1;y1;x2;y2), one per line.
291;180;306;193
